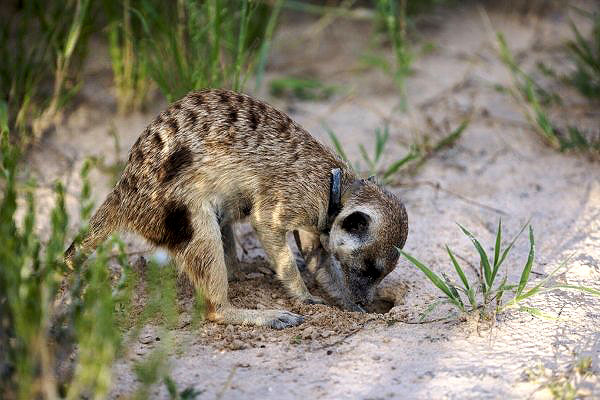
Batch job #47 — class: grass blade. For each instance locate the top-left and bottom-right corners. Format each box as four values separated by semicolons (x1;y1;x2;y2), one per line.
490;219;503;284
518;306;557;320
446;245;470;291
503;258;570;308
466;286;477;310
254;0;284;91
399;249;459;303
442;272;464;309
458;224;492;289
418;299;450;322
324;125;349;162
432;119;468;152
358;143;374;170
374;125;389;163
493;219;502;268
382;148;419;180
516;226;535;297
494;275;508;311
496;218;530;271
553;284;600;297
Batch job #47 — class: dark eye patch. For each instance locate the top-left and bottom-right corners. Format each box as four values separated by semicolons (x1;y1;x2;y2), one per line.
361;258;382;280
341;211;370;237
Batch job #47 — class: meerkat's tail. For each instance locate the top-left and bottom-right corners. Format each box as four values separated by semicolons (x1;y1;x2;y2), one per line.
64;192;121;270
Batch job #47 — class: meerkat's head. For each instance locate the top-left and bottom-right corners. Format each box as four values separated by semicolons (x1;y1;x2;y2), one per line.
323;177;408;310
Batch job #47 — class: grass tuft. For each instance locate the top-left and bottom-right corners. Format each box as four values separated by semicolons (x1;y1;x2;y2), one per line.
567;11;600;99
0;0;92;146
136;0;282;103
399;219;600;320
326;119;467;182
104;0;152;113
270;76;336;101
497;30;600;154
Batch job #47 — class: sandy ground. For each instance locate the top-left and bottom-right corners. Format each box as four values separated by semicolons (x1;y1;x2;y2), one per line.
23;2;600;399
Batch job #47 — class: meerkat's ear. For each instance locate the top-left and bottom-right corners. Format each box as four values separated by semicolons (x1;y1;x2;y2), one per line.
340;178;365;205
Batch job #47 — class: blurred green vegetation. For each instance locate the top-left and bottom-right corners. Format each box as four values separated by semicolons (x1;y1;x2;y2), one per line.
567;9;600;100
1;0;284;143
0;103;197;398
326;119;468;182
1;0;456;146
0;0;92;147
498;24;600;154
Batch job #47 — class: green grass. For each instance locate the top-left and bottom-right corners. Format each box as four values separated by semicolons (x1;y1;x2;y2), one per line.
104;0;152;113
326;119;467;182
0;0;92;146
567;10;600;99
497;32;599;153
399;219;600;321
136;0;283;103
0;102;195;398
0;117;123;397
365;0;452;104
1;0;284;140
375;0;412;99
270;76;337;101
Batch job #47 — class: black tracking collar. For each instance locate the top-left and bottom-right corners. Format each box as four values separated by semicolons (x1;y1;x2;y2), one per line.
325;168;343;232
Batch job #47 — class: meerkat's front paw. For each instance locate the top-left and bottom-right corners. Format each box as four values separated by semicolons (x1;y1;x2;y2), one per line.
299;294;326;305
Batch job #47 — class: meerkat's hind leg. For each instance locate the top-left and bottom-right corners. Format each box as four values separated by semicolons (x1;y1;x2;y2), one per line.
177;207;304;329
221;223;240;281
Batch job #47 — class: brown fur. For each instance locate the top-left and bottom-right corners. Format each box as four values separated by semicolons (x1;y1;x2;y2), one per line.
65;89;408;329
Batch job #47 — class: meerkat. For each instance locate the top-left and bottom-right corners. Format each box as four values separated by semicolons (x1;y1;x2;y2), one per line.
64;89;408;329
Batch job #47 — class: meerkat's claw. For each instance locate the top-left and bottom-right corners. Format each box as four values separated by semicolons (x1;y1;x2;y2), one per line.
265;310;305;329
301;295;326;305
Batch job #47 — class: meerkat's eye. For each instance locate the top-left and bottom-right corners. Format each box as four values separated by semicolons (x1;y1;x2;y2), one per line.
341;211;370;237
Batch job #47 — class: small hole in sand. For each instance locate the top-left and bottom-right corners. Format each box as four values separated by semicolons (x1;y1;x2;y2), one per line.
367;297;395;314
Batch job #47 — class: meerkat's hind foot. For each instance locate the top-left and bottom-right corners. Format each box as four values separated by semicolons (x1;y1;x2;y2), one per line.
213;307;304;329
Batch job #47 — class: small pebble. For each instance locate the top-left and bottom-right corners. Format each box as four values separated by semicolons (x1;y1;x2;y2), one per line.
229;340;246;350
139;335;153;344
301;327;315;340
